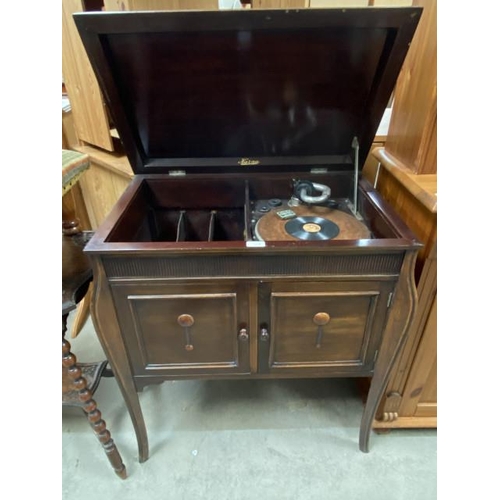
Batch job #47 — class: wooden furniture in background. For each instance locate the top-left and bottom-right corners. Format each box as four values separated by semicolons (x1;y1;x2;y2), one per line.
62;113;92;235
253;1;413;9
364;148;436;429
104;0;218;9
73;145;133;229
384;0;437;174
252;0;307;8
363;107;393;173
309;1;374;7
367;0;413;5
362;0;437;429
62;0;115;151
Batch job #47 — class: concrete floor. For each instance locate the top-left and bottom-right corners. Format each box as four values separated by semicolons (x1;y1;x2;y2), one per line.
62;312;437;500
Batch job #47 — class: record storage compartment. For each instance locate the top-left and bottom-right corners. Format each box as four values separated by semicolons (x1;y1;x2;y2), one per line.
107;176;247;243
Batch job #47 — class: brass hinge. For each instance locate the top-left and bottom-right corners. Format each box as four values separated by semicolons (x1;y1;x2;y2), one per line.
387;292;394;308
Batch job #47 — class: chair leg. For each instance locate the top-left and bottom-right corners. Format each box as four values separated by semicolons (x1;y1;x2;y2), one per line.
62;314;127;479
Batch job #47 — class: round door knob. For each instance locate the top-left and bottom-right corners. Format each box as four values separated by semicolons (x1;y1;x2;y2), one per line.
260;328;269;341
177;314;194;327
313;312;331;326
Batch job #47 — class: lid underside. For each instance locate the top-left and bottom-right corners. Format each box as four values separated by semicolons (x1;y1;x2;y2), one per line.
74;8;421;175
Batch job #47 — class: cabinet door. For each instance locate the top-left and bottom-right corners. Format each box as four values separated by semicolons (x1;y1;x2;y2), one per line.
259;281;394;375
111;281;250;376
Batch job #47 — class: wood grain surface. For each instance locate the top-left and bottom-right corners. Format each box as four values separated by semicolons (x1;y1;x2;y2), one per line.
384;0;437;174
253;0;308;8
371;147;437;213
62;0;114;151
103;0;218;10
78;162;132;229
74;145;134;179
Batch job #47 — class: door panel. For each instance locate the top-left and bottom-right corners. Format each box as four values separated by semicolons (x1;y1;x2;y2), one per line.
111;281;250;375
260;281;393;374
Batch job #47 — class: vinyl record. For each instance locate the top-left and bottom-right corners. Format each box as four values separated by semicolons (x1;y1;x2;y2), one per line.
284;216;340;241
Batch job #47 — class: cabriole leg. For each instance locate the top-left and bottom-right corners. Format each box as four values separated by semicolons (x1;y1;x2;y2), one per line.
359;251;418;452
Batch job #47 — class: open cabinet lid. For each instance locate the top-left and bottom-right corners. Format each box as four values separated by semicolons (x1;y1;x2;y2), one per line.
74;8;421;175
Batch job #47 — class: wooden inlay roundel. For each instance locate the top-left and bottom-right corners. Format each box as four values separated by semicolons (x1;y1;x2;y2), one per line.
177;314;194;327
313;312;331;326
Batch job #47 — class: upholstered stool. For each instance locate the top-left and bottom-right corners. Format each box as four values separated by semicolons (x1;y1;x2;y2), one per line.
62;149;90;234
62;150;127;479
62;149;94;338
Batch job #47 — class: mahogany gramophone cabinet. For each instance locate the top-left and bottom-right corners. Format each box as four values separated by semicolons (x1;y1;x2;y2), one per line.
74;7;422;462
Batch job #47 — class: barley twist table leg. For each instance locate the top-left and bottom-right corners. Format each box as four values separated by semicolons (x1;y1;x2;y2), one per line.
62;315;127;479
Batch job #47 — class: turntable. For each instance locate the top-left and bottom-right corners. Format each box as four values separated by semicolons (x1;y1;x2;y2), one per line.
75;7;422;462
252;180;372;242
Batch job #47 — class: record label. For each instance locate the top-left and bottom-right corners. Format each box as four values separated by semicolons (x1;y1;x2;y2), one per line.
303;223;322;233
